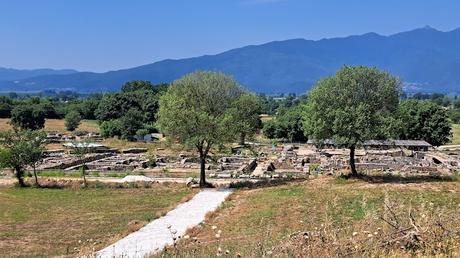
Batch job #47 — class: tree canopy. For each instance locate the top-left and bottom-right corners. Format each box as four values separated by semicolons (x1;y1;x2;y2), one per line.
398;100;452;146
64;111;82;131
263;105;308;142
303;66;401;176
10;105;46;131
223;94;262;145
157;71;245;187
0;130;46;186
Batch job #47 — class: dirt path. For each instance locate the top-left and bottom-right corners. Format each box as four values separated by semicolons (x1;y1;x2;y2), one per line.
96;188;233;258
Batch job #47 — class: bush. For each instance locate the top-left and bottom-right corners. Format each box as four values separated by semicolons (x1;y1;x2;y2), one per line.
100;120;122;138
263;120;278;139
64;111;82;131
143;123;159;133
136;128;149;138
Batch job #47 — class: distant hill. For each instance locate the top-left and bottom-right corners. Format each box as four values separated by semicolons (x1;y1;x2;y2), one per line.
0;67;77;82
2;26;460;94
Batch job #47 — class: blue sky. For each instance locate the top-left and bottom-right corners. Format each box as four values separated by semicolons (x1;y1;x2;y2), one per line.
1;0;460;72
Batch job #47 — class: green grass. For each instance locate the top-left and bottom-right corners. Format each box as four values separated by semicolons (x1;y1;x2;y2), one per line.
35;170;81;178
0;184;195;257
32;170;130;179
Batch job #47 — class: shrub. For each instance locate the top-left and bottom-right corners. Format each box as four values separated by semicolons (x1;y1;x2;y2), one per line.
64;111;82;131
100;120;122;138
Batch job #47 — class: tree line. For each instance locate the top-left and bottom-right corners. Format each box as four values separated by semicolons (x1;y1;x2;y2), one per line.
0;67;455;186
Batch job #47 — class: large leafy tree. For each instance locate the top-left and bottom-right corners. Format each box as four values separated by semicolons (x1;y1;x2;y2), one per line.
157;71;245;187
10;105;45;130
224;94;262;145
398;100;452;146
0;130;46;187
303;66;401;177
95;84;163;124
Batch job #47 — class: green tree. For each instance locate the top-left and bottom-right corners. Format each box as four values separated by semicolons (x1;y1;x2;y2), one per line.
398;100;452;146
276;106;308;142
448;109;460;124
121;80;155;92
119;109;145;140
64;111;82;131
0;96;13;118
303;66;401;177
10;105;45;130
71;142;92;186
262;119;278;139
157;71;244;187
262;106;307;142
224;94;262;145
0;130;46;187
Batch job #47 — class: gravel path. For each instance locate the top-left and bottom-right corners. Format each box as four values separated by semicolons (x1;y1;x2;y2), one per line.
96;188;233;258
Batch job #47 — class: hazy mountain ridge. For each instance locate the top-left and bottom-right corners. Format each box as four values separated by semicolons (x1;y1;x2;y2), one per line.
0;67;78;82
2;26;460;94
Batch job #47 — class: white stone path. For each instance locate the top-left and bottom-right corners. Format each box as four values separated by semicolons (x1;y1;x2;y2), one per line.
96;188;233;258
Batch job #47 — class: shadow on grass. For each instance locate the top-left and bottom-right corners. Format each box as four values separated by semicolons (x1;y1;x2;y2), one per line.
352;173;459;184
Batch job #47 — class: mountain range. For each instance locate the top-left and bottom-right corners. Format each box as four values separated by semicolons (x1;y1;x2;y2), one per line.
2;26;460;94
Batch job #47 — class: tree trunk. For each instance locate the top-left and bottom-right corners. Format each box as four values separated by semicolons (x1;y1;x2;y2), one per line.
33;165;39;186
81;166;87;186
15;167;26;187
239;133;246;145
199;154;207;188
349;146;358;177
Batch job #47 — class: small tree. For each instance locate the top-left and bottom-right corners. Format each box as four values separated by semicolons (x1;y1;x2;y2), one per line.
10;105;45;130
303;66;401;177
224;94;262;145
27;136;46;186
72;142;91;186
64;111;82;131
0;130;46;187
157;71;244;187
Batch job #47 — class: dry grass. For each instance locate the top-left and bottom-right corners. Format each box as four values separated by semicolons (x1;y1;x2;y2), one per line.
0;118;100;133
159;177;460;257
0;183;195;257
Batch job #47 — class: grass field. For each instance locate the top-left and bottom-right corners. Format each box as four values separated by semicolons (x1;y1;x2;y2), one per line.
451;124;460;145
0;118;100;133
160;177;460;257
0;184;195;257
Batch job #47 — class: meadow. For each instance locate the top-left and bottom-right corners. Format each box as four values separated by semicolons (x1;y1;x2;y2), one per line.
0;184;195;257
159;177;460;257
